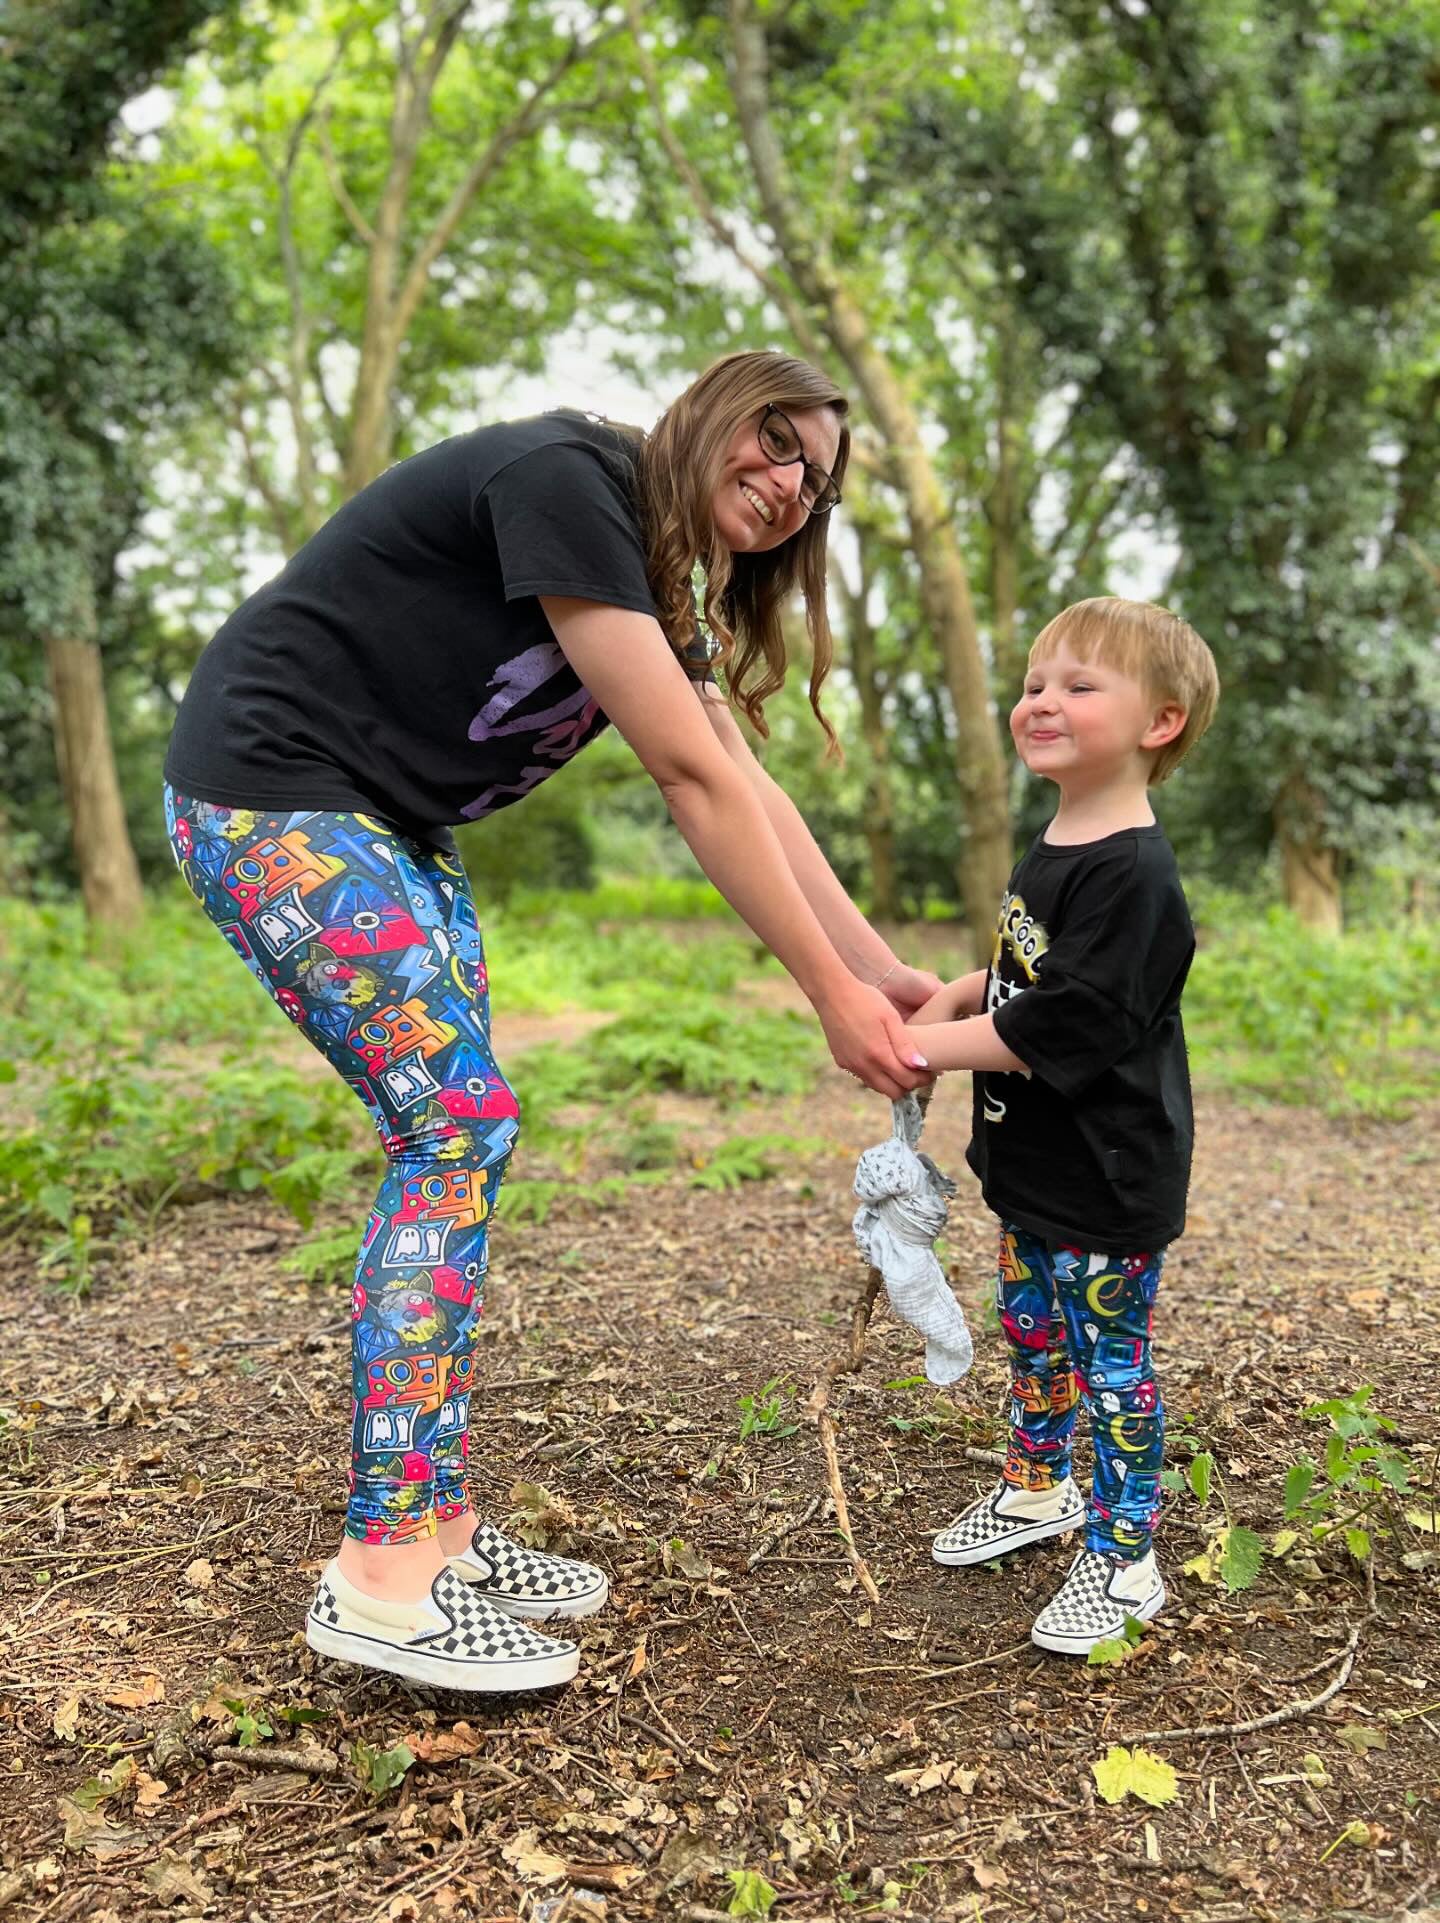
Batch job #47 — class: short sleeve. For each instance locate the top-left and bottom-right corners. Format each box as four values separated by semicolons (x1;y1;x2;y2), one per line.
480;441;657;616
993;845;1194;1098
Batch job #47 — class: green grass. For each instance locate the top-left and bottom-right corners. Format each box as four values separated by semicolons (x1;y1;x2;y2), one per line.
1;881;1433;1282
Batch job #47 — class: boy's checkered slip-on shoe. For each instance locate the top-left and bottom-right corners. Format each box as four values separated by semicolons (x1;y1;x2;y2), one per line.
932;1477;1084;1568
1030;1545;1166;1656
305;1561;579;1691
445;1520;609;1621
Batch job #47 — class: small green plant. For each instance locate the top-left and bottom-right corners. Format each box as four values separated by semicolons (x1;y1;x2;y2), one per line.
350;1738;414;1801
1163;1447;1267;1592
1087;1614;1147;1667
273;1704;331;1731
688;1132;821;1190
1284;1385;1416;1561
280;1227;360;1286
221;1698;274;1748
737;1377;799;1441
617;1118;681;1172
726;1869;778;1917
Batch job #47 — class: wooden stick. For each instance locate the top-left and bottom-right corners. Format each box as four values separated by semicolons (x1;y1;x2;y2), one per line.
806;1266;884;1606
210;1743;342;1775
747;1493;822;1569
1124;1623;1361;1745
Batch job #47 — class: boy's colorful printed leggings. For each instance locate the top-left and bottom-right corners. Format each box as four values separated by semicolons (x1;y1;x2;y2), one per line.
163;787;519;1545
995;1222;1165;1562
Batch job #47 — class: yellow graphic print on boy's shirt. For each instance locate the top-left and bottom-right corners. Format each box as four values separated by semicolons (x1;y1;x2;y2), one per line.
982;889;1046;1125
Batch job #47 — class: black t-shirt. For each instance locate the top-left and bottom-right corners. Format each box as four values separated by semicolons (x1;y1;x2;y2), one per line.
967;824;1196;1251
165;412;712;844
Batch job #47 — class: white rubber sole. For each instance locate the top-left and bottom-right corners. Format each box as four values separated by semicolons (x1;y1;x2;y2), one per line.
1029;1581;1166;1656
932;1507;1083;1568
305;1616;580;1691
445;1566;611;1621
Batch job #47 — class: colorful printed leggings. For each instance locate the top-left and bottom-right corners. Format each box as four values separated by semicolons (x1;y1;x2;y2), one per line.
163;787;519;1545
995;1222;1165;1561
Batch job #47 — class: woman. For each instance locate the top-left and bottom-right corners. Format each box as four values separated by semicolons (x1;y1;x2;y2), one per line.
163;350;938;1693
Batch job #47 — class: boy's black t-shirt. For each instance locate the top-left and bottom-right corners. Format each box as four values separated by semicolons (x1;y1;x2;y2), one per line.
164;412;709;845
968;823;1196;1252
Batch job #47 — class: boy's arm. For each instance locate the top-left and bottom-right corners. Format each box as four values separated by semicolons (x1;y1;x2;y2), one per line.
912;970;988;1025
903;1012;1029;1074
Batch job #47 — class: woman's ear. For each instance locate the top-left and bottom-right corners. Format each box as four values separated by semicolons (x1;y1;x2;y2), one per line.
1142;701;1187;750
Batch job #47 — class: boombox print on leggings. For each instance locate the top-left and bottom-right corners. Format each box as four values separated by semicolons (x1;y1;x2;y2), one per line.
164;786;518;1545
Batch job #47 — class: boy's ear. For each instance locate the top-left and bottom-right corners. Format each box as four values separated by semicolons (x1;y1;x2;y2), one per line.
1142;701;1187;751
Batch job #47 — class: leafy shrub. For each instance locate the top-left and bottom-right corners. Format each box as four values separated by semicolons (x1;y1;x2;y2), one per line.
1184;899;1438;1116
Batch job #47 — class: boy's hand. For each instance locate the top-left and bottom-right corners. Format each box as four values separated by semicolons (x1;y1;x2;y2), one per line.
912;968;987;1025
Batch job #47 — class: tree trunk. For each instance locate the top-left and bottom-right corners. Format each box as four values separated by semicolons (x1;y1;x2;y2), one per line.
1275;776;1342;935
988;306;1024;694
726;0;1011;961
841;535;900;922
44;619;145;929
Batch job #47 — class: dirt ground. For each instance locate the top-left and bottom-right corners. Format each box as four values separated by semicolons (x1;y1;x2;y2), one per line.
3;1026;1439;1923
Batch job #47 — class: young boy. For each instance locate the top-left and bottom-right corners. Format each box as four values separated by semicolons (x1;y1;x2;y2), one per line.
906;597;1219;1655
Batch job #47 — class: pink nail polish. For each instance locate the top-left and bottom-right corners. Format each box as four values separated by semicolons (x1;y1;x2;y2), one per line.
910;1053;929;1068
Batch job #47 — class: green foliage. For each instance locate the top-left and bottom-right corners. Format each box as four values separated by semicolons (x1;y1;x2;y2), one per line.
1087;1614;1146;1668
1091;1745;1178;1808
279;1227;361;1287
726;1869;778;1918
737;1377;799;1442
1184;896;1439;1117
905;1;1440;882
221;1697;274;1749
350;1738;414;1803
1285;1386;1417;1559
688;1133;823;1190
1169;1443;1267;1594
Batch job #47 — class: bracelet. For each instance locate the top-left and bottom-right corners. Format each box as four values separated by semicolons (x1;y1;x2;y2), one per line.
873;959;901;990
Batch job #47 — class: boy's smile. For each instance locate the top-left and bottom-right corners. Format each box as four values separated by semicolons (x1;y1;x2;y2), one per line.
1011;643;1179;788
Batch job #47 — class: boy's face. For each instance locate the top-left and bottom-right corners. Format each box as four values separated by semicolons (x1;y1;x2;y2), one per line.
1011;643;1183;784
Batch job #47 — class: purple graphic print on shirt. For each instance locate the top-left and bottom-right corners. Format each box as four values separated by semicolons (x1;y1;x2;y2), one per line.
460;641;602;821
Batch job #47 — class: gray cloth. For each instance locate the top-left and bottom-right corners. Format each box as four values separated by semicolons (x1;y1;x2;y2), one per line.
852;1092;974;1386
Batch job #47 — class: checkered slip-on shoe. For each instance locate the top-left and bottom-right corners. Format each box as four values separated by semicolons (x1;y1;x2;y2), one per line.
445;1521;609;1621
1030;1545;1166;1656
305;1560;580;1691
931;1477;1084;1568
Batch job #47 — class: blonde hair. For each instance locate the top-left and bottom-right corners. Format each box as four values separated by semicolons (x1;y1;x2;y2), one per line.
635;351;850;747
1027;596;1220;784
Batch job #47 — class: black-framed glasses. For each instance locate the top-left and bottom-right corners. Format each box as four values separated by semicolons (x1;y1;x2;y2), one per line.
757;403;842;515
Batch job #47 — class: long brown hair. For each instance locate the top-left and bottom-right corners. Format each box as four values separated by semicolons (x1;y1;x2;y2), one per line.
635;351;850;747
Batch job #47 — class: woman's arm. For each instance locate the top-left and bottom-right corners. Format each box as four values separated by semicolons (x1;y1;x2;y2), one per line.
539;596;929;1098
696;683;943;1018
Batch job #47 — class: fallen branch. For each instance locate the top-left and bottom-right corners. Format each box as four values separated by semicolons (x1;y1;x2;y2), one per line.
747;1493;822;1570
210;1743;342;1775
806;1265;884;1605
620;1708;720;1777
1124;1622;1361;1745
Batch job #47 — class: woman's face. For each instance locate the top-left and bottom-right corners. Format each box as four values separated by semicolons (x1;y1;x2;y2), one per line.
709;403;843;554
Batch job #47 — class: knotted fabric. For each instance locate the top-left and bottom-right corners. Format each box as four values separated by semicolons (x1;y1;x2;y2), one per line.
852;1091;974;1385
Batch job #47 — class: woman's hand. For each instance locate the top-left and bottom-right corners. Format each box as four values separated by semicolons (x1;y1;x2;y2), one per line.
911;968;988;1026
816;978;932;1100
875;961;945;1019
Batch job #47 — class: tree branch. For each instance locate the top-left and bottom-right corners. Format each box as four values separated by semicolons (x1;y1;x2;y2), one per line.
317;111;376;246
623;0;831;370
394;19;626;345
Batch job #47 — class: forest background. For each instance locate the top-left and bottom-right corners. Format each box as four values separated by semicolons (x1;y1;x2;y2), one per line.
2;7;1440;1918
2;0;1436;946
